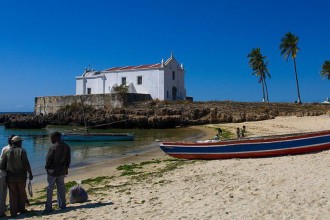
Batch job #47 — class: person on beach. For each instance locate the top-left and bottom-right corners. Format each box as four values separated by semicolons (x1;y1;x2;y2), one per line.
236;127;241;138
241;125;246;137
44;131;71;214
0;135;15;217
0;136;33;218
216;128;222;135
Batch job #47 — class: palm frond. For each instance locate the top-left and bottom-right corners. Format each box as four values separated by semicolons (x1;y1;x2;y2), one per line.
321;60;330;80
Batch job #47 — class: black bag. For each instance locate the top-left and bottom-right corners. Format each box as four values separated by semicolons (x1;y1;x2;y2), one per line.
69;184;88;203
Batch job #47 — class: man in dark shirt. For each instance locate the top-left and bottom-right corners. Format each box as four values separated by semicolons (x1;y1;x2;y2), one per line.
44;131;71;214
0;136;33;217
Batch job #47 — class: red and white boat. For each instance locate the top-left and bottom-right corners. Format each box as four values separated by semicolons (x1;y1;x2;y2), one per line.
159;130;330;159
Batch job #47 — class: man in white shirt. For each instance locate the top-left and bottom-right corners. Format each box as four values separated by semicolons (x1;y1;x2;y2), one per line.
0;135;15;217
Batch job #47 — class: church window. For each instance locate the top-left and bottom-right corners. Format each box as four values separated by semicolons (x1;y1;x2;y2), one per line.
137;76;142;85
87;88;91;94
121;77;126;85
172;71;175;80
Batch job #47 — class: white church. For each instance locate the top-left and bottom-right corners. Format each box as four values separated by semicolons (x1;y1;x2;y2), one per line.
76;53;187;101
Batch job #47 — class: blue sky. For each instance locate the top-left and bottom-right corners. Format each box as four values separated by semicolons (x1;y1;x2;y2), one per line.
0;0;329;112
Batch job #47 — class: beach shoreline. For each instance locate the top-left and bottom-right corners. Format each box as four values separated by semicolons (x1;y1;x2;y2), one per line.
22;115;330;219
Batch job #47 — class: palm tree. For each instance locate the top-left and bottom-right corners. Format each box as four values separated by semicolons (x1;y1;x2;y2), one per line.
280;32;302;104
321;60;330;80
248;48;271;102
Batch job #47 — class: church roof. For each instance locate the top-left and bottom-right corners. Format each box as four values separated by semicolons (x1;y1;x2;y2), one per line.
104;63;162;72
103;53;177;72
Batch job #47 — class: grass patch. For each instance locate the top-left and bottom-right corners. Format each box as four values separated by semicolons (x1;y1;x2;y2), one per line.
219;128;232;139
139;159;162;166
29;158;194;208
65;180;78;191
82;176;114;186
130;158;194;182
117;159;162;176
117;163;143;176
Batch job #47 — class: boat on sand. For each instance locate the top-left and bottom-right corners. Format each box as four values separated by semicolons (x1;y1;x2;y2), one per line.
159;130;330;159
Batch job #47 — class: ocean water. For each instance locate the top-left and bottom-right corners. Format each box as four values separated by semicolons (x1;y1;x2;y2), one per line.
0;125;203;177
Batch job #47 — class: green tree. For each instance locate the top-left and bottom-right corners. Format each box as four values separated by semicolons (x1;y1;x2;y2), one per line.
113;85;129;105
248;48;271;102
113;85;128;93
321;60;330;80
280;32;302;104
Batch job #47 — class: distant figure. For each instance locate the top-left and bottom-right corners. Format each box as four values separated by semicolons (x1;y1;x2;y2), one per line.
213;134;220;140
236;128;241;138
216;128;222;135
0;136;33;218
241;125;246;137
44;132;71;214
0;135;15;217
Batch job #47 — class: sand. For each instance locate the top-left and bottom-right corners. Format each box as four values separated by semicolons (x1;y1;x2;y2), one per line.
17;116;330;219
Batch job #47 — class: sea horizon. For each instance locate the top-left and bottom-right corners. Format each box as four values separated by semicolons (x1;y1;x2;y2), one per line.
0;111;34;115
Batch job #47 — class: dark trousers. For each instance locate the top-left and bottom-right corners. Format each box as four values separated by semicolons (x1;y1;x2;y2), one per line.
45;175;66;211
7;181;27;217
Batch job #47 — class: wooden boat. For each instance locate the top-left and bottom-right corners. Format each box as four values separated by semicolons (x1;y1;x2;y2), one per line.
60;96;135;142
158;130;330;159
61;132;135;141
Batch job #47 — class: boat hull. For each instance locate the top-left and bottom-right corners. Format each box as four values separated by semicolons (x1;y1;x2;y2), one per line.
61;133;135;141
159;130;330;159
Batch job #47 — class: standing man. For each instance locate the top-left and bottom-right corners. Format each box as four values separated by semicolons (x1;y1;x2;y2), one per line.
0;135;15;217
0;136;33;218
44;131;71;214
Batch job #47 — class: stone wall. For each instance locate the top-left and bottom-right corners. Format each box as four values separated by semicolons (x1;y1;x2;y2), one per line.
34;93;152;115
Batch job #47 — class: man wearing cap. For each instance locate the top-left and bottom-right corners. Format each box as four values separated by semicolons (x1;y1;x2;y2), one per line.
44;131;71;214
0;136;33;217
0;135;15;217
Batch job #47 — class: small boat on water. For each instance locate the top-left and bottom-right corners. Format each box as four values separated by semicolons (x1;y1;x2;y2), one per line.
60;96;135;142
159;130;330;159
61;132;135;141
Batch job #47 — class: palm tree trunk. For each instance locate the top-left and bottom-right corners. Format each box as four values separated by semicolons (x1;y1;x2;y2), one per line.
264;78;269;102
293;58;302;104
261;76;266;102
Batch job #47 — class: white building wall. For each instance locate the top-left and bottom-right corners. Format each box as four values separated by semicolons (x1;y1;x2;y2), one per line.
85;76;103;94
76;78;85;95
163;59;186;100
103;69;164;100
75;56;186;101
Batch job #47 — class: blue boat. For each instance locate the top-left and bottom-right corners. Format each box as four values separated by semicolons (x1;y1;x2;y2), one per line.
159;130;330;159
61;132;135;142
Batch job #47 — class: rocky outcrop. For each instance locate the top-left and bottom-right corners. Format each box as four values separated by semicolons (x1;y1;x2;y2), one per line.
3;115;48;129
1;101;329;129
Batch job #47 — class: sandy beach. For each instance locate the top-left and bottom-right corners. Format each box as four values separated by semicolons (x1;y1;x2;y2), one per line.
17;115;330;219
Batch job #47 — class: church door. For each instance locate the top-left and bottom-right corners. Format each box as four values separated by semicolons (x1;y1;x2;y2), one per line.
172;87;177;100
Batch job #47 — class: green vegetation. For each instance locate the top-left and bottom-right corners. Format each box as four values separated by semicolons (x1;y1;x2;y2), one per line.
248;48;271;103
82;176;114;186
218;128;232;139
280;32;302;104
321;60;330;80
27;158;197;216
65;180;78;192
113;84;128;93
117;163;144;176
29;188;47;205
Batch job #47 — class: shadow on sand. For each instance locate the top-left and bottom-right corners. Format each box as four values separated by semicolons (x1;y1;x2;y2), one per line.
6;201;114;219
